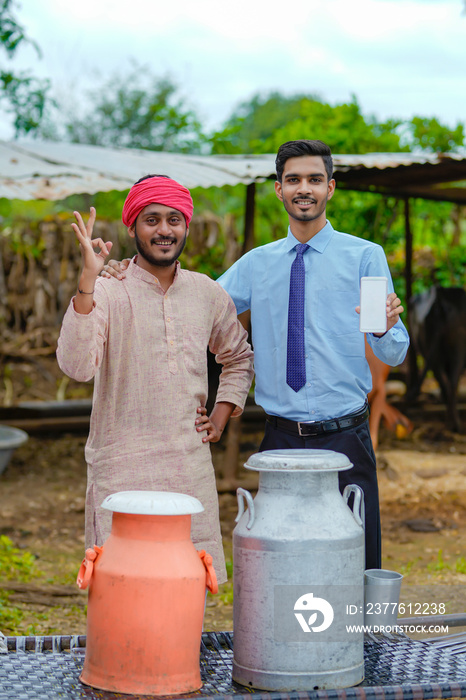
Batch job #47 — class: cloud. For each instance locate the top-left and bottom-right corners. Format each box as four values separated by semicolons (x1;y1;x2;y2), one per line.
9;0;466;136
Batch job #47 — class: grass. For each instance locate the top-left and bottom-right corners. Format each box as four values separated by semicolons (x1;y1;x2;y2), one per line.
0;535;38;582
398;559;418;576
0;535;41;633
455;557;466;574
428;549;448;572
425;549;466;576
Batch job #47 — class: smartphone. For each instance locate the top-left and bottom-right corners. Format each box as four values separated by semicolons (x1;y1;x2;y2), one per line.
359;277;387;333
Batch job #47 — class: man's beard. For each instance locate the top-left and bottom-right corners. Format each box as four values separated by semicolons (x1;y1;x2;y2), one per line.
283;197;327;222
134;229;187;268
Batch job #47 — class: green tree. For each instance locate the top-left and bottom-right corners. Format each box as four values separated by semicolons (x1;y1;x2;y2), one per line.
403;116;464;152
0;0;49;135
211;91;320;154
39;64;205;153
211;92;404;155
262;97;404;155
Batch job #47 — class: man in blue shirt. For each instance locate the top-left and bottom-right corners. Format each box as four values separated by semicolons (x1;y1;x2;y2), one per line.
102;139;409;569
217;140;409;569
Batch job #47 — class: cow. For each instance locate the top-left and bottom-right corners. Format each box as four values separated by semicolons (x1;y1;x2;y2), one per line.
408;286;466;432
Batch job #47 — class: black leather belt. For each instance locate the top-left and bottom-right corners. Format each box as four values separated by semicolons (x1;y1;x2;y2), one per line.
265;403;370;437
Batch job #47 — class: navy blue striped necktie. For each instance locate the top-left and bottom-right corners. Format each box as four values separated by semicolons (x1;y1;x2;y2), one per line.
286;243;309;392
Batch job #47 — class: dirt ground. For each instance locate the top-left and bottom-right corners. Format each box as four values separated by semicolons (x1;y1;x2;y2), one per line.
1;406;465;639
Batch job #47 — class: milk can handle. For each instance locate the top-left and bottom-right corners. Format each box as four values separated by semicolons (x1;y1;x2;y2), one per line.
198;550;218;594
236;488;255;530
343;484;365;529
77;545;103;589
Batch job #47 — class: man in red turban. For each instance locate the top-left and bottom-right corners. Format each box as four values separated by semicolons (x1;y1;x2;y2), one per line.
122;174;194;282
57;175;254;585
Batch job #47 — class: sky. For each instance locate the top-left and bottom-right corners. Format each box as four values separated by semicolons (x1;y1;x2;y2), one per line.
3;0;466;141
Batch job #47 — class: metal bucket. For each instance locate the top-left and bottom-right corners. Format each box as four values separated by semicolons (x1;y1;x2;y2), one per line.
232;449;365;691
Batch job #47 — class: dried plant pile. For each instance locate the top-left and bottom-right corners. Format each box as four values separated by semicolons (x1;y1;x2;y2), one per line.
0;212;241;407
0;216;128;406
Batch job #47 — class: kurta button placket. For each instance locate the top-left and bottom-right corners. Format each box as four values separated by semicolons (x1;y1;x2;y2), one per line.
164;296;178;374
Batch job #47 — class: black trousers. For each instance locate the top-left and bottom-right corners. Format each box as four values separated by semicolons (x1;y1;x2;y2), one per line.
259;419;381;570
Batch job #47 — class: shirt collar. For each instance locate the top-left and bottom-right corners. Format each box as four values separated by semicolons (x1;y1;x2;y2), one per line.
129;257;181;286
286;220;334;254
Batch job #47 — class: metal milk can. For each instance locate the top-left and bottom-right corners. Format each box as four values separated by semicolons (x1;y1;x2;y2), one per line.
233;449;365;691
77;490;218;696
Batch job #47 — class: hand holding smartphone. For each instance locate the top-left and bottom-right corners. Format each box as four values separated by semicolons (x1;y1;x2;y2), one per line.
359;277;387;334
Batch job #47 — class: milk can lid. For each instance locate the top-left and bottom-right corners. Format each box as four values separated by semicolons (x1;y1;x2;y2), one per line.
101;491;205;515
245;449;353;472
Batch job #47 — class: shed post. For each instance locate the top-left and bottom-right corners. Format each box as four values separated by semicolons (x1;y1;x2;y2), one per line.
220;181;257;485
404;198;418;388
242;182;256;256
404;198;413;307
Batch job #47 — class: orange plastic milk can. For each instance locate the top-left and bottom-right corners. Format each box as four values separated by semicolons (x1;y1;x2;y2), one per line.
77;490;218;695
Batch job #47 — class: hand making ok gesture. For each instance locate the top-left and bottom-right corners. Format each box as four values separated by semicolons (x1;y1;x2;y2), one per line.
72;207;113;278
72;208;114;314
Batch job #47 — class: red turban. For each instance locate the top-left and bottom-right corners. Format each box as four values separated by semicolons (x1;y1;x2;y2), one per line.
122;177;193;228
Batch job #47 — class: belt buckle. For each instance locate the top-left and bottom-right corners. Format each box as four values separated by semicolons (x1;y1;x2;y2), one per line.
298;421;319;437
297;422;307;437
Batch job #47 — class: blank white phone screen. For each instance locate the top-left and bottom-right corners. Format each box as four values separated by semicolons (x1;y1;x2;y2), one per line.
359;277;387;333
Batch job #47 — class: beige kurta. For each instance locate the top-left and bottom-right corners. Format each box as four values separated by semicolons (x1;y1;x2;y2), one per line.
57;259;254;584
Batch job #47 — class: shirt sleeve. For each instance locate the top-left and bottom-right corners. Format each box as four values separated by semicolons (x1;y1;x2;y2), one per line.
56;283;109;382
208;287;254;417
363;246;410;366
216;254;252;314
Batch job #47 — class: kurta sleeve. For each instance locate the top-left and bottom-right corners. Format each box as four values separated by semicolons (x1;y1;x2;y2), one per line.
56;284;109;382
208;288;254;417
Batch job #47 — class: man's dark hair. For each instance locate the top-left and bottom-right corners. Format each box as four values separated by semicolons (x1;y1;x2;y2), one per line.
275;140;333;182
134;174;171;185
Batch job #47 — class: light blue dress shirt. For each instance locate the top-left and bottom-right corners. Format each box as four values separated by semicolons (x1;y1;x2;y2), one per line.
217;221;410;422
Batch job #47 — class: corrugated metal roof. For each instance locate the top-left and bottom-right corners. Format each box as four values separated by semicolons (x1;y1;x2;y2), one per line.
0;140;465;203
332;151;466;203
0;141;276;199
333;152;466;168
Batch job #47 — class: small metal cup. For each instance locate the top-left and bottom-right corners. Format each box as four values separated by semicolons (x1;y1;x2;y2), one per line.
364;569;403;629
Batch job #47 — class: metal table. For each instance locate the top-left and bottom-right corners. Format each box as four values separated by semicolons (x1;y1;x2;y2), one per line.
1;631;466;700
